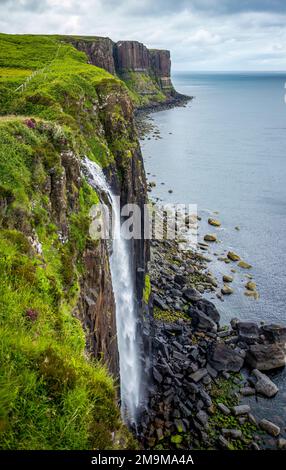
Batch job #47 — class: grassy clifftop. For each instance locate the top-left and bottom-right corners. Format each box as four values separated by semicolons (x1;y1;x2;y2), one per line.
0;34;137;449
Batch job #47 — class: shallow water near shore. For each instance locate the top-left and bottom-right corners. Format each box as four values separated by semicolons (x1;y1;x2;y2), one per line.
140;71;286;440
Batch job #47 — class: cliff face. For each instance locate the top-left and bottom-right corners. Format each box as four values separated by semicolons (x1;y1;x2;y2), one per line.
72;37;116;75
69;36;178;106
149;49;173;91
115;41;150;72
0;34;148;448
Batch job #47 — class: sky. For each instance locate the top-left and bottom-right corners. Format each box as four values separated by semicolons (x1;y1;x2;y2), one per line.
0;0;286;71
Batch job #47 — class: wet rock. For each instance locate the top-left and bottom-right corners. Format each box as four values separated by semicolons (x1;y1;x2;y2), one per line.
246;343;286;370
233;405;251;416
217;403;231;415
227;251;241;261
204;234;217;242
208;218;221;227
237;321;260;344
208;343;244;372
223;275;233;283
221;285;233;295
189;368;208;383
259;419;280;437
250;369;279;398
261;324;286;345
238;260;252;269
244;289;259;299
245;281;256;291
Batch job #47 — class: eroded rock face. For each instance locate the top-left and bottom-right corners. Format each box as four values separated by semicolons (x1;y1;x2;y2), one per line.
71;37;176;97
78;238;119;376
115;41;150;71
149;49;173;90
72;37;116;74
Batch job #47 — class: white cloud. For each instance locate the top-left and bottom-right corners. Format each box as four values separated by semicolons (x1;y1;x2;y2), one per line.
0;0;286;70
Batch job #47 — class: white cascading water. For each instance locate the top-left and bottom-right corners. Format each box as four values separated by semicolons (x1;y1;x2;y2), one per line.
82;157;140;424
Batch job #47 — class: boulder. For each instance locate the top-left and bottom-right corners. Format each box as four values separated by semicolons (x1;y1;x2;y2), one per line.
223;275;233;283
208;343;244;372
244;290;259;299
261;324;286;345
259;419;280;437
190;308;218;332
189;368;208;383
246;343;286;370
233;405;251;416
250;369;278;398
208;218;221;227
227;251;241;261
217;403;231;415
174;274;187;286
222;429;242;439
196;410;209;427
153;367;163;384
204;234;217;242
238;260;252;269
240;387;256;396
153;294;168;311
237;321;260;344
195;299;220;324
277;438;286;449
221;285;233;295
245;281;256;291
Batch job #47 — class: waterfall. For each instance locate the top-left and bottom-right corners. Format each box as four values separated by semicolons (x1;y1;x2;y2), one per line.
82;157;140;424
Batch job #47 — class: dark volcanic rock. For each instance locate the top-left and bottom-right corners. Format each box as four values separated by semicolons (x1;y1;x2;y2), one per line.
196;299;220;325
73;37;116;74
261;324;286;344
174;274;187;286
189;308;218;333
153;294;168;311
183;287;201;302
246;343;286;370
237;321;260;344
208;343;244;372
116;40;150;71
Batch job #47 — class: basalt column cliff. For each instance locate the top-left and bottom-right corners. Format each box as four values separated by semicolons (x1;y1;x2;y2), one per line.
70;37;182;107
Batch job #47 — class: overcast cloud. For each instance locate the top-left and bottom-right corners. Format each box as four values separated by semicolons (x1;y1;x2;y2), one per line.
0;0;286;70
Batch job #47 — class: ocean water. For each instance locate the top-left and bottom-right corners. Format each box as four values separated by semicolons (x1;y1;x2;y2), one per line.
140;72;286;437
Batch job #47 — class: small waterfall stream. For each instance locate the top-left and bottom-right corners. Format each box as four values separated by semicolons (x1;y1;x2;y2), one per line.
82;157;140;424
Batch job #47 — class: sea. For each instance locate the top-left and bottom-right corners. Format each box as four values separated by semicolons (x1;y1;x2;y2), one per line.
140;71;286;441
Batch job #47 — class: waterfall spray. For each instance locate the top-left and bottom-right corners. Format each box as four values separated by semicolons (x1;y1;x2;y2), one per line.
82;157;140;424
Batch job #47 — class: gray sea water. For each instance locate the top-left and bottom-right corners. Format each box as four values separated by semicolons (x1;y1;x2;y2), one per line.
140;72;286;440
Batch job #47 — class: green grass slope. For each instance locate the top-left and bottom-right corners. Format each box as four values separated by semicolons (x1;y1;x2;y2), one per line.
0;34;136;449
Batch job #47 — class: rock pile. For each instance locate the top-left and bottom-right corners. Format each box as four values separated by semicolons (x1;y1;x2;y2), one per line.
139;238;286;450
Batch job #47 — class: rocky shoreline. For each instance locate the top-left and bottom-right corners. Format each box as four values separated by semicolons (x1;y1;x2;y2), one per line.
135;93;193;120
137;112;286;451
138;235;286;450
